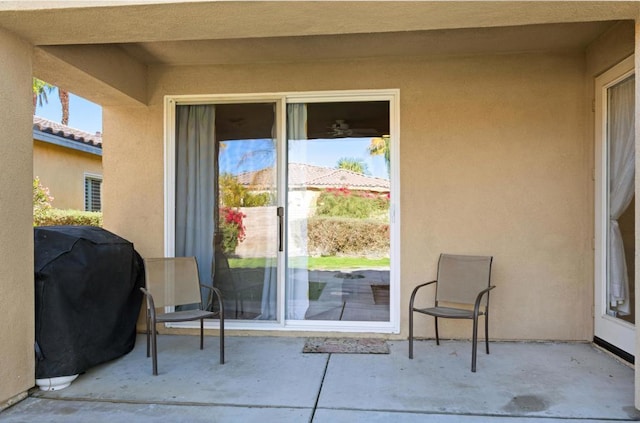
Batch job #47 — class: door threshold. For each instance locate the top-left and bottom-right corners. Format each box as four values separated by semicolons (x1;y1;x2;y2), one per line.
594;336;634;365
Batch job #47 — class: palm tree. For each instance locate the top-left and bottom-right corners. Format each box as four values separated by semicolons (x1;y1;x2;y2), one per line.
58;88;69;125
337;157;369;175
32;78;70;125
368;135;390;176
32;78;54;113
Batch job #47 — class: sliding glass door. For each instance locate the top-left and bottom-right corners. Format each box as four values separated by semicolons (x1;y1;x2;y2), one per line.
175;102;279;321
286;100;391;323
595;56;635;356
167;91;398;332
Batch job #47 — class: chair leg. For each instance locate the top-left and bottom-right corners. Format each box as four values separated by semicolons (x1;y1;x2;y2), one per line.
145;310;150;358
151;318;158;376
471;315;478;373
434;316;440;346
408;308;414;359
200;318;204;350
485;312;490;355
219;308;225;364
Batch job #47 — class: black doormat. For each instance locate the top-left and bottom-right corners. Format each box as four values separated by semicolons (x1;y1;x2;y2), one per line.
303;337;390;354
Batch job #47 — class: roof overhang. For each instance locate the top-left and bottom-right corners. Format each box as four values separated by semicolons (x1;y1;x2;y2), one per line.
0;1;638;46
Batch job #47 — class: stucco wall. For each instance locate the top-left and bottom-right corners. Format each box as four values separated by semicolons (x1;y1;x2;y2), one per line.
33;140;102;210
0;28;34;407
107;50;596;341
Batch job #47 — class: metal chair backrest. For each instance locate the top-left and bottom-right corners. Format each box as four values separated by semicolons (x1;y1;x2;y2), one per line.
143;257;203;308
436;254;493;306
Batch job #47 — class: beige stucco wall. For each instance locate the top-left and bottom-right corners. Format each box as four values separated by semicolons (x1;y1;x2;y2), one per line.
0;28;34;407
105;48;597;341
33;140;102;210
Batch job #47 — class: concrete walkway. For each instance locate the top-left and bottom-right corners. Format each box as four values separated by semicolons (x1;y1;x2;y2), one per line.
1;335;638;422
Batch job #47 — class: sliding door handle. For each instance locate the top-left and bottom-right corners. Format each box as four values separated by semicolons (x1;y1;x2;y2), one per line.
277;206;284;252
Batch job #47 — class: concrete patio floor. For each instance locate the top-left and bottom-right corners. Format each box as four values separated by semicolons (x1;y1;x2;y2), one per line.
1;335;639;422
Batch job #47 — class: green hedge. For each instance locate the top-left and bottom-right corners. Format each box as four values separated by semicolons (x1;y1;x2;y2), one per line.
307;216;389;256
34;208;103;227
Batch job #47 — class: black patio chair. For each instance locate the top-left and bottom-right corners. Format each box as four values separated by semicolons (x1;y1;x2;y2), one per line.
409;254;494;372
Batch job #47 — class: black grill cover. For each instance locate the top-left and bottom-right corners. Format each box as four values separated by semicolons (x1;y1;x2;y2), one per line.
34;226;143;378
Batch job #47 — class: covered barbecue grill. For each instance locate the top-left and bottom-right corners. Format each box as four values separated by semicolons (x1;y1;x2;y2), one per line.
34;226;143;379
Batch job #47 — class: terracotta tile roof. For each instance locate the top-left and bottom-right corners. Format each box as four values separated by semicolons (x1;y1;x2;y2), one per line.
236;163;390;192
33;116;102;148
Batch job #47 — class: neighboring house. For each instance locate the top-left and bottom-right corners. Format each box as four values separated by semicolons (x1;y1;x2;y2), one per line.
2;1;640;409
236;162;390;217
237;163;390;194
32;116;103;211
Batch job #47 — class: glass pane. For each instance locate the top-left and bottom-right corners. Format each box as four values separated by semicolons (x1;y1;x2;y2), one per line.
606;75;635;324
176;103;278;320
286;101;391;322
215;103;278;320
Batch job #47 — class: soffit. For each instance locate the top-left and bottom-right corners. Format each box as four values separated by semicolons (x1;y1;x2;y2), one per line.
118;21;618;66
0;1;637;46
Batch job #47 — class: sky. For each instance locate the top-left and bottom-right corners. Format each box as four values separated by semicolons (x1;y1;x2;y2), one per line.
35;88;103;134
220;138;389;179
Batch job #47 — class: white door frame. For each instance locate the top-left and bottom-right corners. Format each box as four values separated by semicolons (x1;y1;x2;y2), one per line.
594;55;635;355
163;89;400;334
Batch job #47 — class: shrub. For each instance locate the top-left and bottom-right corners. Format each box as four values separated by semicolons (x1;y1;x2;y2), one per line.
316;187;389;219
307;216;389;256
34;208;103;227
220;206;246;254
243;191;273;207
33;178;103;227
220;173;272;207
33;177;53;219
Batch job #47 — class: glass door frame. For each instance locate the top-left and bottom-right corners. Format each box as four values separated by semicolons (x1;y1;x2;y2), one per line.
594;55;635;355
163;89;400;334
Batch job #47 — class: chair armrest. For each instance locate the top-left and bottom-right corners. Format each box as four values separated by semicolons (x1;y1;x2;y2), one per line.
409;280;437;310
140;287;156;309
473;285;496;316
140;287;157;322
200;284;224;318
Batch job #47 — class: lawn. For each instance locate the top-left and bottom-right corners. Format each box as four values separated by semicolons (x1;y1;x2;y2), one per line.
228;256;389;270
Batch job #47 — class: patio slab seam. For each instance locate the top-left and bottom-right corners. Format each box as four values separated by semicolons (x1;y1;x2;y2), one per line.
310;353;332;422
30;394;315;411
312;405;640;422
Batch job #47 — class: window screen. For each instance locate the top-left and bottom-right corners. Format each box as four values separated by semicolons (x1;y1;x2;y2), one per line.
84;176;102;212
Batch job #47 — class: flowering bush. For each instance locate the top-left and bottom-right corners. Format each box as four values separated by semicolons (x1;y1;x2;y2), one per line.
33;177;53;216
316;187;389;219
220;206;246;254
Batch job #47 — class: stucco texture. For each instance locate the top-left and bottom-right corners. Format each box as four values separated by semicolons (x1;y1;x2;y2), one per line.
0;28;34;406
33;141;102;210
105;49;595;342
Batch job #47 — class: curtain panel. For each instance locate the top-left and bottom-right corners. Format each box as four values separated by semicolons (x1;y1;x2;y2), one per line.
608;76;635;316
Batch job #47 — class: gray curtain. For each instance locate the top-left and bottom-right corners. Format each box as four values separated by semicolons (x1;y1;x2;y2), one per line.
258;104;280;320
608;76;635;316
286;103;310;319
175;104;217;287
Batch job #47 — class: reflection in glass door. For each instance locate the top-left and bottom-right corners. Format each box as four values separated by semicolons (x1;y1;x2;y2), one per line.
175;102;279;320
286;100;392;322
170;91;397;330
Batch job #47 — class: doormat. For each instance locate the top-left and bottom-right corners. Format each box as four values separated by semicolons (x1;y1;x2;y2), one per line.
303;337;390;354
